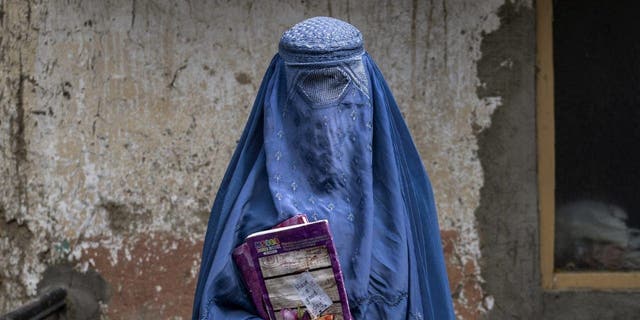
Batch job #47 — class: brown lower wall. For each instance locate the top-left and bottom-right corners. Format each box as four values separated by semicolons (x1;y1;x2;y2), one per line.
71;230;483;319
81;235;203;319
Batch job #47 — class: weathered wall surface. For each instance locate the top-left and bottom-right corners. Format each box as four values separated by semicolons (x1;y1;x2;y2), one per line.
475;2;539;318
0;0;532;318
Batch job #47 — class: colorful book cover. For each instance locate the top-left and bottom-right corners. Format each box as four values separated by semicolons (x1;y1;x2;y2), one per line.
233;215;309;318
233;217;351;320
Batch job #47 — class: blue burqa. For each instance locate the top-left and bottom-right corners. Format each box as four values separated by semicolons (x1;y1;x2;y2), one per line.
193;17;455;320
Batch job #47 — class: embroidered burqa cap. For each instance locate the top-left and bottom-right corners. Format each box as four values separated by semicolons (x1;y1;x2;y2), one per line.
192;17;455;320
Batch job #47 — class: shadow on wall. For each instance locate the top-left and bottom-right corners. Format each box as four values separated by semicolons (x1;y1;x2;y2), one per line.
1;265;109;320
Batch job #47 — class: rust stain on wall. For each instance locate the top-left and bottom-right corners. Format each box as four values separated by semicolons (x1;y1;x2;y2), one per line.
442;230;490;320
81;234;203;318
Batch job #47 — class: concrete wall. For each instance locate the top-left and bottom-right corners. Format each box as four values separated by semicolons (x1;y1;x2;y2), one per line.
0;0;548;319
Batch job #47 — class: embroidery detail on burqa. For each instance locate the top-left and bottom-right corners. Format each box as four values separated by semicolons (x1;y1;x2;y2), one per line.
353;291;409;307
410;312;424;320
279;17;364;64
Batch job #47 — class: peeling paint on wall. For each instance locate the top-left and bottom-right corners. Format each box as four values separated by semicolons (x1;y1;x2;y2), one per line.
1;0;530;318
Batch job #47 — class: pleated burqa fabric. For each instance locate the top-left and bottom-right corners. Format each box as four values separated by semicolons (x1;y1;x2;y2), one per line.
192;17;455;320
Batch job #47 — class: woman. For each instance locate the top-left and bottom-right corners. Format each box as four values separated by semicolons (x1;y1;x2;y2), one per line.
193;17;455;320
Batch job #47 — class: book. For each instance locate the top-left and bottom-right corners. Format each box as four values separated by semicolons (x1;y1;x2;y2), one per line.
233;216;352;320
233;215;309;318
